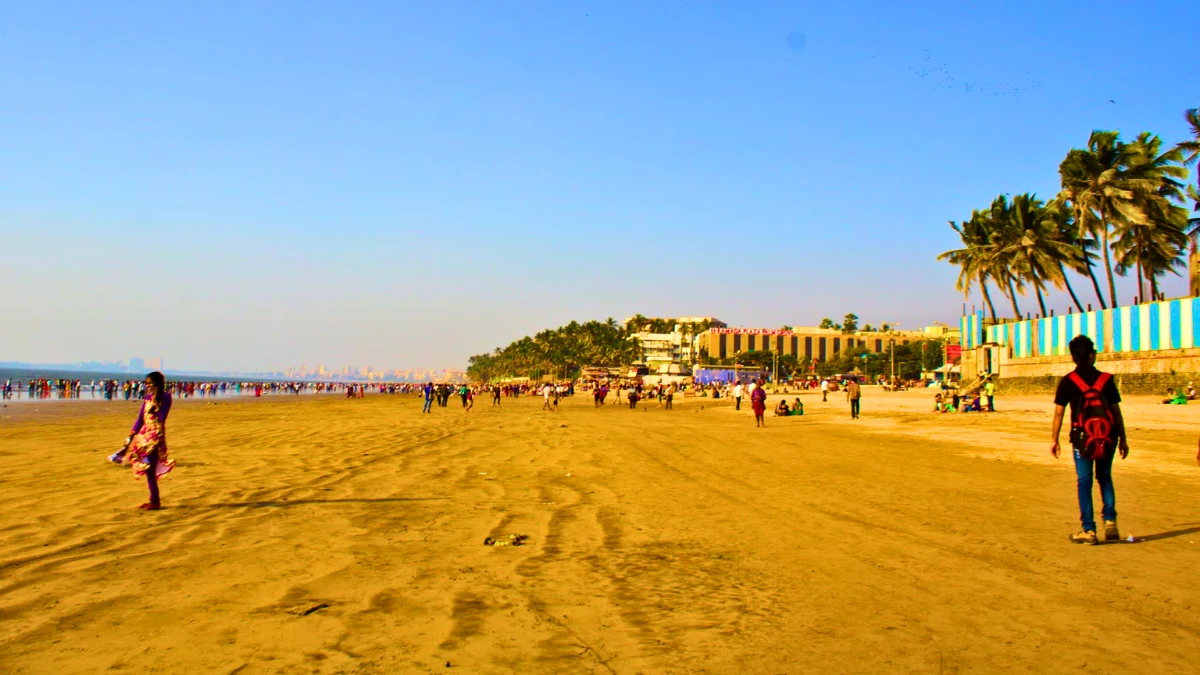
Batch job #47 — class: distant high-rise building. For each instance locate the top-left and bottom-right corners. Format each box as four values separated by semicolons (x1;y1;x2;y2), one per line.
129;357;145;371
145;357;162;370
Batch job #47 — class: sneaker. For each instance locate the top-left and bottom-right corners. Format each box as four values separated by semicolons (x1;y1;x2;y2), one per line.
1069;530;1098;545
1104;520;1120;542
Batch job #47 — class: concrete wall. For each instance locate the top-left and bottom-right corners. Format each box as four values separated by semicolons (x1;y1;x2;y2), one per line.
977;297;1200;357
965;344;1200;395
997;372;1200;396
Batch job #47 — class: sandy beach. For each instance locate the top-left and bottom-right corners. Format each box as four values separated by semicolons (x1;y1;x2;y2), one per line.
2;389;1199;674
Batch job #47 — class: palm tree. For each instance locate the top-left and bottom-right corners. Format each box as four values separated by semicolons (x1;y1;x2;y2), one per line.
1057;131;1157;308
987;195;1030;318
1055;158;1108;309
1046;201;1090;312
994;193;1081;317
1178;109;1200;240
938;210;1000;320
1111;132;1190;300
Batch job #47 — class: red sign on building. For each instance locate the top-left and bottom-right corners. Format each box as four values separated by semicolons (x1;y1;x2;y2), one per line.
945;344;963;364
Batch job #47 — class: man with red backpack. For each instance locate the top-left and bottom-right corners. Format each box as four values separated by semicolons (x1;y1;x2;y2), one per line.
1050;335;1129;545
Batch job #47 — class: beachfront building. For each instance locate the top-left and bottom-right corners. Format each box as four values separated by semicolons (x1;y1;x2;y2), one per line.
695;325;927;363
639;331;686;368
625;316;728;367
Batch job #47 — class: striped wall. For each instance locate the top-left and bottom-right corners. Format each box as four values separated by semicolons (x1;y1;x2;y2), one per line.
961;311;985;349
974;298;1200;357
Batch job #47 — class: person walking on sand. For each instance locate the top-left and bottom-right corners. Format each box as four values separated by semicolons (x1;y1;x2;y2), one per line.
733;382;744;411
665;382;676;410
542;383;554;412
1050;335;1129;545
114;371;175;510
821;378;829;402
422;381;434;413
493;385;501;406
750;378;767;427
846;377;862;419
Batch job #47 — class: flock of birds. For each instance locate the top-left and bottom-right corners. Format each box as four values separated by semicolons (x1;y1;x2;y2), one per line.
577;11;1117;108
875;48;1046;100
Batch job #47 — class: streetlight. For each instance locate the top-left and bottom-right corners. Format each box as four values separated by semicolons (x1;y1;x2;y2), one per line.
883;322;901;389
772;350;779;393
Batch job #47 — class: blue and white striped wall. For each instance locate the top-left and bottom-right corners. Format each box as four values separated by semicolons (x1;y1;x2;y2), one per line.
961;311;985;349
974;297;1200;357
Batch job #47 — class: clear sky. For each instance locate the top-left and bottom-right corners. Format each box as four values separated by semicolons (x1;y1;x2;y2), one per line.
2;1;1198;372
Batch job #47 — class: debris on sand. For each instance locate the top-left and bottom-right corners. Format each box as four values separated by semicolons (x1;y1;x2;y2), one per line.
484;534;529;547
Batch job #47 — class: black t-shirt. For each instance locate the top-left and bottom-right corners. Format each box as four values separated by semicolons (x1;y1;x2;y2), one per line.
1054;366;1121;423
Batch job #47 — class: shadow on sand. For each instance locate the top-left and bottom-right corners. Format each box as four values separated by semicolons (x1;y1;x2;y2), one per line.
177;497;447;509
1133;524;1200;543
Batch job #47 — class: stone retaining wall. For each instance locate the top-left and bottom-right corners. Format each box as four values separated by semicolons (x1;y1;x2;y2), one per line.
996;372;1200;396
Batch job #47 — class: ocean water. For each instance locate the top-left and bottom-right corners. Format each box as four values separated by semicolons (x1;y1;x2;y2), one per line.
0;368;331;404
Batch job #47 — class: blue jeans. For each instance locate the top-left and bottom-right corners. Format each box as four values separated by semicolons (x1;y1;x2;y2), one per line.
423;397;432;413
1073;448;1116;532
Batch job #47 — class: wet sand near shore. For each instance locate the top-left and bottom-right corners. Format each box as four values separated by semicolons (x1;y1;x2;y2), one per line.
2;389;1198;674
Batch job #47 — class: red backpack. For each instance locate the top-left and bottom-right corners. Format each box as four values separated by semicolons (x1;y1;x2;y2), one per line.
1067;372;1116;460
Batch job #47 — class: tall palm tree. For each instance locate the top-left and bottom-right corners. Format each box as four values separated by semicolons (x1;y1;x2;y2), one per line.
987;195;1031;318
938;210;1000;320
994;193;1081;317
1046;201;1090;312
1178;108;1200;238
1110;132;1190;300
1058;131;1157;308
1054;161;1108;310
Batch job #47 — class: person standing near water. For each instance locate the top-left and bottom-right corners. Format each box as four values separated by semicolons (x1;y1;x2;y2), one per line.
750;378;767;427
115;372;175;510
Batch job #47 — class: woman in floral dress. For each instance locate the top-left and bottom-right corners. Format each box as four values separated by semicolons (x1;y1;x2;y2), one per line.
120;371;175;510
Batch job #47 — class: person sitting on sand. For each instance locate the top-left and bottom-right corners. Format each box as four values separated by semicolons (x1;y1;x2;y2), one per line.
793;398;804;416
933;392;945;412
774;400;790;416
1188;383;1197;401
1162;388;1188;405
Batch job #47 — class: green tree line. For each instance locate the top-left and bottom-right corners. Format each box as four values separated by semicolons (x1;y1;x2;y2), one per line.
466;319;641;382
940;109;1200;319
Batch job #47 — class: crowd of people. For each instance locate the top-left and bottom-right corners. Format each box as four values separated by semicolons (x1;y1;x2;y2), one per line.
94;350;1200;553
0;377;364;401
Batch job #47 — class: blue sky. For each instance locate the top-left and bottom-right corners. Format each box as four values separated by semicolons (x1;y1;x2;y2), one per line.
2;1;1198;372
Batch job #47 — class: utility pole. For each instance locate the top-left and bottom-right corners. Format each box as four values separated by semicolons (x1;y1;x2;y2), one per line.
772;351;779;393
890;339;896;386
